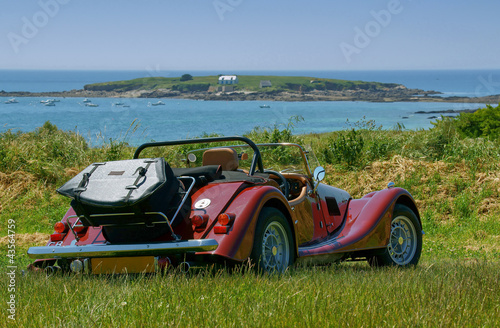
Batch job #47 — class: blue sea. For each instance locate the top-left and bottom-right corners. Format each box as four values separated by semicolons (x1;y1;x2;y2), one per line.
1;69;498;145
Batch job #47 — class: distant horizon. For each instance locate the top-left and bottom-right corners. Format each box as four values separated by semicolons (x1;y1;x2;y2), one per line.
2;68;499;72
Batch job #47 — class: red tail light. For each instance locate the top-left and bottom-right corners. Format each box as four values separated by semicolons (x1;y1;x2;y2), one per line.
214;213;236;234
217;213;235;226
214;225;230;234
54;221;68;233
50;233;64;242
191;214;209;232
191;214;209;227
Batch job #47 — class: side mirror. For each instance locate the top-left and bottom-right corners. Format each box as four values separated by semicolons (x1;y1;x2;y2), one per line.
312;167;325;194
313;166;325;182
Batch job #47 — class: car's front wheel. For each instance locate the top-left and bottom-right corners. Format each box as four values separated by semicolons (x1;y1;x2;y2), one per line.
250;207;294;273
369;204;422;267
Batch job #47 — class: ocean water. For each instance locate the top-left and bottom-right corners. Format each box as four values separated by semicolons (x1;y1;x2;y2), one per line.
0;97;484;146
0;69;497;145
1;69;500;96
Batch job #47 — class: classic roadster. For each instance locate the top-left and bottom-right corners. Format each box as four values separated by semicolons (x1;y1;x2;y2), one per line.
28;136;422;274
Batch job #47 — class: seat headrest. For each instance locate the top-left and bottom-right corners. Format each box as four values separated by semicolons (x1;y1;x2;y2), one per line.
202;148;239;171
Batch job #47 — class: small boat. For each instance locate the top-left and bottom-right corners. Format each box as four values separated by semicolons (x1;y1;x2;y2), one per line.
113;101;125;106
82;98;91;103
44;102;56;107
149;101;165;106
41;99;58;104
259;104;270;108
85;103;99;107
4;98;19;104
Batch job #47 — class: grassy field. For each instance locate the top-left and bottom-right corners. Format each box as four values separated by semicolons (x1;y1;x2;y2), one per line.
1;261;499;327
1;109;499;326
83;75;400;93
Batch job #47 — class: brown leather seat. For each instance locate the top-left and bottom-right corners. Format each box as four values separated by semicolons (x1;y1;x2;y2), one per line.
202;148;239;171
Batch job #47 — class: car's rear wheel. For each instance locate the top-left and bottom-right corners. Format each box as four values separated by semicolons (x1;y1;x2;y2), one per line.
250;207;294;273
369;204;422;267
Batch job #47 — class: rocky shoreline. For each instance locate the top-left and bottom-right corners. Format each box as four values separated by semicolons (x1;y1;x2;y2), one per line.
1;88;499;104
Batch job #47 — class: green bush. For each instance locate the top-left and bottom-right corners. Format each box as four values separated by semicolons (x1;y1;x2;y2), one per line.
180;74;193;82
330;129;364;168
454;104;500;139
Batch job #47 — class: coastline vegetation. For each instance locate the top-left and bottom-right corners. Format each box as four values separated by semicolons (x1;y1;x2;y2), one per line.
1;104;499;326
83;75;401;93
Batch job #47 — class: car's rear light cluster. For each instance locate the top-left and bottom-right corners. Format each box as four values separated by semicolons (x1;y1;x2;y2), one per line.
54;222;68;233
214;213;235;234
50;233;65;242
49;219;88;242
191;214;209;232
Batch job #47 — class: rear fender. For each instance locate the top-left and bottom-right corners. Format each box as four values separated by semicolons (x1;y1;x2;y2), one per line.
202;185;291;261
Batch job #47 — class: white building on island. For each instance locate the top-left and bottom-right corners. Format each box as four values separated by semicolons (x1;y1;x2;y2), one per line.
218;75;239;85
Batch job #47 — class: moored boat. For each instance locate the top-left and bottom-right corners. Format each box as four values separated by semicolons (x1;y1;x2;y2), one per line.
4;98;19;104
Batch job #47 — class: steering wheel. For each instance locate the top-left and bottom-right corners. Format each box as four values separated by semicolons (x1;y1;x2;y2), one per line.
264;170;289;198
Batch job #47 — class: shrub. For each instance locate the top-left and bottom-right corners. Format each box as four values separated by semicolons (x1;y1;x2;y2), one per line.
180;74;193;82
454;104;500;139
330;129;364;168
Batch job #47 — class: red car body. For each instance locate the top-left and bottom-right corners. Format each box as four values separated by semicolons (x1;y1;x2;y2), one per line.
28;136;423;274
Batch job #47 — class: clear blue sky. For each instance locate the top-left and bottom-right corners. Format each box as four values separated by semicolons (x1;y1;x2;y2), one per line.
1;0;499;71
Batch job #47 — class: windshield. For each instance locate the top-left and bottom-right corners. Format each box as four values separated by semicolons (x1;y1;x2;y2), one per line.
236;144;312;176
135;138;315;178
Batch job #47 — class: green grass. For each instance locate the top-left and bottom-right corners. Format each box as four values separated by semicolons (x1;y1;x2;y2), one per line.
83;75;400;93
1;261;498;327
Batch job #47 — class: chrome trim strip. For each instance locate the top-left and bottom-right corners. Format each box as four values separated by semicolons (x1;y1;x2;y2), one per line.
27;239;218;259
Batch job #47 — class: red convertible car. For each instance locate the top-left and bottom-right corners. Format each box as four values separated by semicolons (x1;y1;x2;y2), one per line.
28;136;422;274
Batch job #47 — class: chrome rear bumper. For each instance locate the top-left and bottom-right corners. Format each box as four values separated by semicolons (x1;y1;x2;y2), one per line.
27;239;218;259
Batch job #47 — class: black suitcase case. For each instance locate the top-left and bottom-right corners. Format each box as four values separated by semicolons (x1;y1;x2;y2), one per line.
57;158;183;242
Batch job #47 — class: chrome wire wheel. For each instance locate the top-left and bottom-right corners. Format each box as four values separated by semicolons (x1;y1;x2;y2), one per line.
251;207;294;273
368;204;422;267
388;216;418;265
261;221;290;273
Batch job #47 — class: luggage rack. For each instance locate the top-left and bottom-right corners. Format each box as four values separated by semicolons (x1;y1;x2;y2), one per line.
66;176;196;242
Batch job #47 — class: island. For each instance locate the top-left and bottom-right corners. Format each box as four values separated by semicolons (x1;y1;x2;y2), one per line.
2;75;500;103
